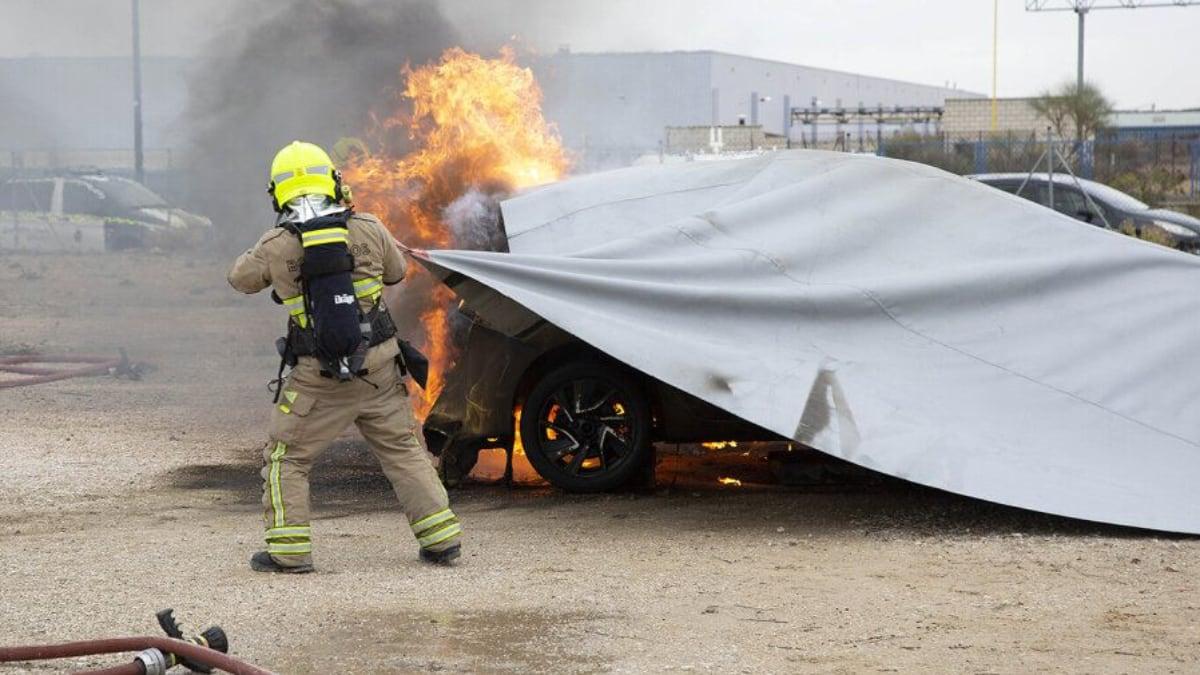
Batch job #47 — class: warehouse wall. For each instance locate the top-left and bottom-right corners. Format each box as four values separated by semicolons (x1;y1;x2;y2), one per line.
531;50;979;165
707;52;977;138
530;50;715;166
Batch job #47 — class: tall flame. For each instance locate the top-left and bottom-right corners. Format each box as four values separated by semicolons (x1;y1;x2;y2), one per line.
342;47;569;418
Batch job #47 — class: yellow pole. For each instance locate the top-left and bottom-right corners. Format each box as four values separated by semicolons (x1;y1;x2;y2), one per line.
991;0;999;133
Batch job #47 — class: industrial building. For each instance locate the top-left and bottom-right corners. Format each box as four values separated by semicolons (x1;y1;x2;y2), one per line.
1;51;979;171
943;96;1200;142
1104;109;1200;141
531;50;979;165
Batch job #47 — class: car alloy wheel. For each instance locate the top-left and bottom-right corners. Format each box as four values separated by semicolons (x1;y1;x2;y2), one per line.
520;362;651;492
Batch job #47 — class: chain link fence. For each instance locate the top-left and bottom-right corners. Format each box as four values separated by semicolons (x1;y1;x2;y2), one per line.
876;133;1200;211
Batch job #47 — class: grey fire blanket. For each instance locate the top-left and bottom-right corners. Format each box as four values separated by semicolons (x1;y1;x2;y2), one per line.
414;150;1200;534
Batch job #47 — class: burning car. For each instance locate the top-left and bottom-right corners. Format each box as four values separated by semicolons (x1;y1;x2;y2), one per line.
424;293;775;491
413;150;1200;535
332;47;1197;532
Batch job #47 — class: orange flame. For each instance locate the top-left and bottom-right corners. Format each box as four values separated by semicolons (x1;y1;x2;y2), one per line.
469;404;543;483
342;46;569;418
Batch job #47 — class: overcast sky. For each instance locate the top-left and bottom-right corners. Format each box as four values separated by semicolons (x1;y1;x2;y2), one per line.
3;0;1197;109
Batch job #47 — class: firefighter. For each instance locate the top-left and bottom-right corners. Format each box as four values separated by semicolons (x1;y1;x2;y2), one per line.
228;140;462;573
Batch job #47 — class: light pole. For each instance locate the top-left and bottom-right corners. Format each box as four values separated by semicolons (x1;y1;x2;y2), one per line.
991;0;999;132
1075;6;1086;91
131;0;144;183
1025;1;1200;92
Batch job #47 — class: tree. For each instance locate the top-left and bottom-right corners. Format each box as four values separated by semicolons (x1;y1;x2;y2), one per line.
1030;82;1113;143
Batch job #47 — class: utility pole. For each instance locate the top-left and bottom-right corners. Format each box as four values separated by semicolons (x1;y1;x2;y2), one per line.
1026;1;1199;91
131;0;144;183
991;0;999;132
1075;7;1085;91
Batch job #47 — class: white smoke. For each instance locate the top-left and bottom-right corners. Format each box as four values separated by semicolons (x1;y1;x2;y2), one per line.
442;188;507;252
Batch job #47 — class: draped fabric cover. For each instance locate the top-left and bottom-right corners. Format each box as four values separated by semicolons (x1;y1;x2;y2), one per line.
415;151;1200;534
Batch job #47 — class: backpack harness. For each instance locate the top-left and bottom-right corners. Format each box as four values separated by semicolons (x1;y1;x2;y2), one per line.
270;211;398;401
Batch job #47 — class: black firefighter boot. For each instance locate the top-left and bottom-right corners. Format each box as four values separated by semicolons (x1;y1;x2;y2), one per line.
249;551;314;574
419;543;462;566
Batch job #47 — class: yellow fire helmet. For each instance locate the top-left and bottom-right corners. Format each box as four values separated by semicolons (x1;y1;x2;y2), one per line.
268;140;339;208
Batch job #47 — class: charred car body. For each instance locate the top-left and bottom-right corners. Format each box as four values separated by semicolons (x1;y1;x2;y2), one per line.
424;278;775;491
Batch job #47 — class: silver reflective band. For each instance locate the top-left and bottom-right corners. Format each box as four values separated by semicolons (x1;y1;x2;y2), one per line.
354;276;383;298
268;541;313;554
418;522;462;548
272;170;295;183
306;165;331;175
266;525;312;540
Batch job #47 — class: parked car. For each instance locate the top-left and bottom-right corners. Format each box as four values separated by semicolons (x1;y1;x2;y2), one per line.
968;173;1200;253
0;172;211;251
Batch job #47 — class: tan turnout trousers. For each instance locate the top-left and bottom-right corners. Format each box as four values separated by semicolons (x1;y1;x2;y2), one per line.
229;211;461;568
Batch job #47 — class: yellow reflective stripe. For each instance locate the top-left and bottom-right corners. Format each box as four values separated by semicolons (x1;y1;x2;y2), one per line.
300;228;348;247
411;508;454;533
302;235;347;248
282;294;308;328
279;389;298;410
301;227;347;240
419;523;462;548
267;541;312;555
269;441;286;528
301;234;347;247
266;526;311;540
353;276;383;298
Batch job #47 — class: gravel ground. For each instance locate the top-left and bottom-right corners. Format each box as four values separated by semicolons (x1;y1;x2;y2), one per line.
1;251;1198;674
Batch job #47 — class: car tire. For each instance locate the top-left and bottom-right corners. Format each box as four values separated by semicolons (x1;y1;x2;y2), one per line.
520;362;651;492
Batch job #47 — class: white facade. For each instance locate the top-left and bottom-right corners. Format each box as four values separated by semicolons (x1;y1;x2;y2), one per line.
532;50;981;166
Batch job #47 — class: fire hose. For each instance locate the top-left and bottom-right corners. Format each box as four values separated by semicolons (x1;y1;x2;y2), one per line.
0;609;274;675
0;350;144;389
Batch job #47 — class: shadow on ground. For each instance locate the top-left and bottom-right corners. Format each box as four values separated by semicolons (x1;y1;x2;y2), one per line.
169;442;1186;541
170;440;395;517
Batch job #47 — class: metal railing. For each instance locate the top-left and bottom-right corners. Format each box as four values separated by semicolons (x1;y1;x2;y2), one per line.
875;133;1200;201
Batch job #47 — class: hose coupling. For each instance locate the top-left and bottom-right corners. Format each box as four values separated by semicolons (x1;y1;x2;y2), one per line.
133;648;169;675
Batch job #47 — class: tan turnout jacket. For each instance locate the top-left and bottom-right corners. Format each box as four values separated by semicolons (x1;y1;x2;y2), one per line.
228;211;405;368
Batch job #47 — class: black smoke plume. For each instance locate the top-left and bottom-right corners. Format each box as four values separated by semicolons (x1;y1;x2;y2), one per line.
183;0;464;249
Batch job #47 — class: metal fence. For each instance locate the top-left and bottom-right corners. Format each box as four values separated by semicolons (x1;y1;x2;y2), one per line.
876;133;1200;202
